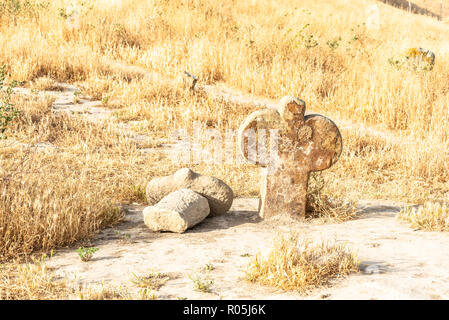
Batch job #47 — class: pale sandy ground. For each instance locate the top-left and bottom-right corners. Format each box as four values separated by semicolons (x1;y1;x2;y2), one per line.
47;198;449;300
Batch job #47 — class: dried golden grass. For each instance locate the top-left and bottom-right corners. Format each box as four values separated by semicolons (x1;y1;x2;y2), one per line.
0;91;261;261
30;76;63;91
397;202;449;231
0;255;71;300
0;94;154;260
306;172;358;223
0;255;159;300
76;285;159;300
246;234;359;294
0;0;448;264
130;270;172;290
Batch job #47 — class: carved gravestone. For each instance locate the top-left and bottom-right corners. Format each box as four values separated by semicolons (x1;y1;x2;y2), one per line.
237;96;342;219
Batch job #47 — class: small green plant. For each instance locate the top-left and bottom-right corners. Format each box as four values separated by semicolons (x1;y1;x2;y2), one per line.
304;34;319;49
58;7;72;19
189;272;213;293
77;247;99;262
0;0;49;23
289;24;319;49
131;185;147;202
388;57;404;70
101;94;110;105
204;263;214;272
0;64;19;139
326;37;342;50
240;253;251;257
99;205;124;228
114;230;131;243
137;288;158;300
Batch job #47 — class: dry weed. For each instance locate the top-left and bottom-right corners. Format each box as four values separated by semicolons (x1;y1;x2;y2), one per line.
246;234;359;294
398;202;449;232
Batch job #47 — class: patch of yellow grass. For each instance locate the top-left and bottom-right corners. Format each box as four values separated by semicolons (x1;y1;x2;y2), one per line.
0;254;71;300
30;76;62;91
0;91;261;261
0;255;160;300
397;202;449;231
246;234;359;294
1;0;449;264
306;172;358;223
130;271;172;290
76;285;159;300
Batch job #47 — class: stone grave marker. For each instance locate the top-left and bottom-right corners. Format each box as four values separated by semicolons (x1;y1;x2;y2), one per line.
238;96;342;219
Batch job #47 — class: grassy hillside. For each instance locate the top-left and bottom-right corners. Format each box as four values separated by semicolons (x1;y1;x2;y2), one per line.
1;0;449;136
1;0;449;259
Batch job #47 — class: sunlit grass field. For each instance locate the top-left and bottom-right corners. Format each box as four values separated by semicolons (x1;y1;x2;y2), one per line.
1;0;449;271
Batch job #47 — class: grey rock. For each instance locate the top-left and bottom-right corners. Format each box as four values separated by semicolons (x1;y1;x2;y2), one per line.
143;189;210;233
146;168;234;216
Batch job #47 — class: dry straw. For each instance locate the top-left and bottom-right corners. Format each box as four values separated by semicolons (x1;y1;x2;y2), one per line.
398;202;449;232
246;234;359;294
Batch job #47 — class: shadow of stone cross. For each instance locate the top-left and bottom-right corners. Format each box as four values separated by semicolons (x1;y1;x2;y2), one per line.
237;96;342;219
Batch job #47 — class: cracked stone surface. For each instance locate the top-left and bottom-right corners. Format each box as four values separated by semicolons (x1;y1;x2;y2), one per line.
238;96;342;219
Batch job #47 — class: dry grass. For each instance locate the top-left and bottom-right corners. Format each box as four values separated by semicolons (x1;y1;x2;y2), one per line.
397;202;449;231
246;234;359;294
0;91;260;261
77;285;159;300
0;93;159;261
306;172;358;223
0;254;72;299
0;255;160;300
130;271;172;290
30;76;63;91
0;0;448;287
2;0;449;138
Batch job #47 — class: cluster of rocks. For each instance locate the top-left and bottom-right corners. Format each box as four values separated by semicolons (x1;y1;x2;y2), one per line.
142;95;343;231
143;168;234;233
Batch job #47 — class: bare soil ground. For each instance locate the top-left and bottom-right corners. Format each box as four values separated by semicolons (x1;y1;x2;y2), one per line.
46;198;449;300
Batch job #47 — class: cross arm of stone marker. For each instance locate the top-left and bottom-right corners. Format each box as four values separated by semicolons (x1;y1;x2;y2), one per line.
237;96;343;219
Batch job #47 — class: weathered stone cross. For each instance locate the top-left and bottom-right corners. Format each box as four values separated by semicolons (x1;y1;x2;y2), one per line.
237;96;342;219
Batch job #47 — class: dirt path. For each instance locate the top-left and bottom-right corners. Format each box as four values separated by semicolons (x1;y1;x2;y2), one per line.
110;63;424;148
46;198;449;300
12;83;155;151
12;65;422;150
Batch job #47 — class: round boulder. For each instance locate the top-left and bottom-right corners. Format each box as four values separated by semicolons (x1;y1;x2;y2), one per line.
146;168;233;216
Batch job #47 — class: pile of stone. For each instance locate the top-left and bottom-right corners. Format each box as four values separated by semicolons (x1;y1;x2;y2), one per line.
143;168;234;233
